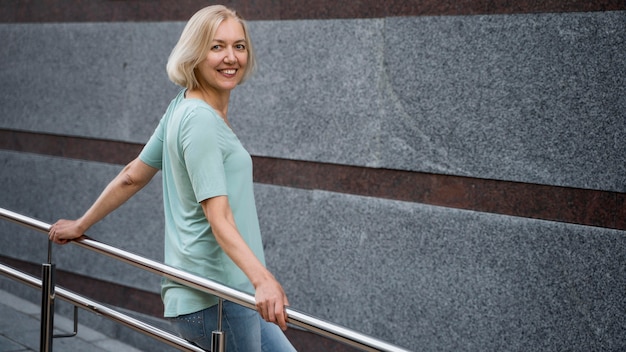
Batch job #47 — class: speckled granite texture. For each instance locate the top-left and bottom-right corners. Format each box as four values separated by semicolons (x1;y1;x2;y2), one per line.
1;8;625;352
2;151;626;351
1;12;624;192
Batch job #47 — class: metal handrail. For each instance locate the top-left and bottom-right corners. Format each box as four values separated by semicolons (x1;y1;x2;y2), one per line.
0;207;411;352
0;263;205;352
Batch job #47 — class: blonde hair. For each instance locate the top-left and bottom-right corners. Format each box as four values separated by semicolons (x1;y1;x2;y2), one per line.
166;5;256;90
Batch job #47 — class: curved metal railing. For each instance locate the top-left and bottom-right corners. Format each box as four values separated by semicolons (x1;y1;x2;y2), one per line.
0;207;411;352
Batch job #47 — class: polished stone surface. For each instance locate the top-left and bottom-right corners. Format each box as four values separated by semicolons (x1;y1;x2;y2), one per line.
2;130;625;230
233;13;626;192
0;22;181;143
379;12;626;192
1;7;625;352
0;151;164;293
1;12;623;192
256;184;626;351
2;151;625;351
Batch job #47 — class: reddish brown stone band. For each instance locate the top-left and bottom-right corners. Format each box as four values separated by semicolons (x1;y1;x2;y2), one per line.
0;0;624;22
2;129;623;230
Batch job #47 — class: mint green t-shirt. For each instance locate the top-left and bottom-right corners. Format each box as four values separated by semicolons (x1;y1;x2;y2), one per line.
139;89;266;317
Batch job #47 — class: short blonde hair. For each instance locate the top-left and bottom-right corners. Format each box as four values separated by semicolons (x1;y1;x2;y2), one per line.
166;5;256;90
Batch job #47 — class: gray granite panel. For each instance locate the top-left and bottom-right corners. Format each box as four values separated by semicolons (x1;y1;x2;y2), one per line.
0;22;182;142
1;150;625;351
381;12;626;192
235;13;625;192
1;12;624;192
230;19;386;166
0;151;165;292
255;184;626;351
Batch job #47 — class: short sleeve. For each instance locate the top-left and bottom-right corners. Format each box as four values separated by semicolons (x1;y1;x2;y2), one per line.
180;109;228;203
139;118;164;170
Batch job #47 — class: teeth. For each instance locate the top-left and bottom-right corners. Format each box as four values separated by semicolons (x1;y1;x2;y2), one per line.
222;69;236;75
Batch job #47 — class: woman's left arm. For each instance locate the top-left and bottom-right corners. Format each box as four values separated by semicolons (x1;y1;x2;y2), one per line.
201;195;290;331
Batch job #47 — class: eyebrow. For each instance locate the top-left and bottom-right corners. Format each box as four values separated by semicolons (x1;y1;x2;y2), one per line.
212;38;246;44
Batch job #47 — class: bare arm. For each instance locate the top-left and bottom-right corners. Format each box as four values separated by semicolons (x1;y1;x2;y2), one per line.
201;195;290;331
49;157;158;244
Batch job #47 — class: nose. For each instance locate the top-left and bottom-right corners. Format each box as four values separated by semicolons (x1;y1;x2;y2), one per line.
224;47;237;64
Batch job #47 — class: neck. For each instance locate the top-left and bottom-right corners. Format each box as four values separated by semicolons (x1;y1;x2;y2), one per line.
187;86;230;120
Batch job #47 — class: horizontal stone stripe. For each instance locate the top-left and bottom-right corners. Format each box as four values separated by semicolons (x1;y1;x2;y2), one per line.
0;129;143;165
0;0;624;22
1;129;623;230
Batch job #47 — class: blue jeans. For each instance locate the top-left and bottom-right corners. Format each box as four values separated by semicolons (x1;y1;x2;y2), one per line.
170;301;297;352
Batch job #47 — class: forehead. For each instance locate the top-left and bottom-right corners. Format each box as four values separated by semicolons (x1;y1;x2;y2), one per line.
213;18;246;41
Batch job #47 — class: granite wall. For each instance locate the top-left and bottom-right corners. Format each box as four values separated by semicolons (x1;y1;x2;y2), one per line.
0;2;624;351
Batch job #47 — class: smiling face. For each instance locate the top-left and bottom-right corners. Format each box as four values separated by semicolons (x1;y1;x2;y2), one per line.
194;17;249;94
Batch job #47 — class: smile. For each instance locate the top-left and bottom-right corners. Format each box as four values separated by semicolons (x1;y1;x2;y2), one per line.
220;69;237;75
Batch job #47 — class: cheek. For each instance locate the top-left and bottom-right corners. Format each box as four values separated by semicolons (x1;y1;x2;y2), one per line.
238;52;249;65
205;56;222;67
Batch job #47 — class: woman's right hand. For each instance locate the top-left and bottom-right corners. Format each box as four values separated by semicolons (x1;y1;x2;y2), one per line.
48;219;86;245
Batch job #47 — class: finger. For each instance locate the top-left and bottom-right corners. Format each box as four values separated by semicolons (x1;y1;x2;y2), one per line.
280;296;290;330
275;305;287;331
267;301;277;324
256;301;268;321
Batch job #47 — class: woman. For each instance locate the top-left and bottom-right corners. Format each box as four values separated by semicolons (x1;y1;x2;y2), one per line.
48;5;296;351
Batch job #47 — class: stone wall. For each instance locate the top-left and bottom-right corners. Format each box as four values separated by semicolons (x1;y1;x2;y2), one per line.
1;3;624;351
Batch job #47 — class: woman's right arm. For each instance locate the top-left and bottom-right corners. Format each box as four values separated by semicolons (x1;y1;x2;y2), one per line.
48;157;158;244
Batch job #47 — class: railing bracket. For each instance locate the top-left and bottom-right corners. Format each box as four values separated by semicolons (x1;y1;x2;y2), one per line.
54;305;79;339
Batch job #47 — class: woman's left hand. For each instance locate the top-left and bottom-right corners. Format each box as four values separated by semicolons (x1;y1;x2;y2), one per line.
255;277;290;331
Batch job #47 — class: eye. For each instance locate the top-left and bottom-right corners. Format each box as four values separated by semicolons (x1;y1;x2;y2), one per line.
235;43;246;51
211;44;222;51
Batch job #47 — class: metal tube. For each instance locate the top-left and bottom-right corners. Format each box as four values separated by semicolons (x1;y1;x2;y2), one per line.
217;297;223;332
211;330;225;352
0;207;411;352
0;263;205;352
54;305;78;338
211;298;225;352
74;233;403;352
40;263;55;352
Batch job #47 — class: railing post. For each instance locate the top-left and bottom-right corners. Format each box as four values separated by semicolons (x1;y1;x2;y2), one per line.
211;298;225;352
40;240;56;352
40;262;55;352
